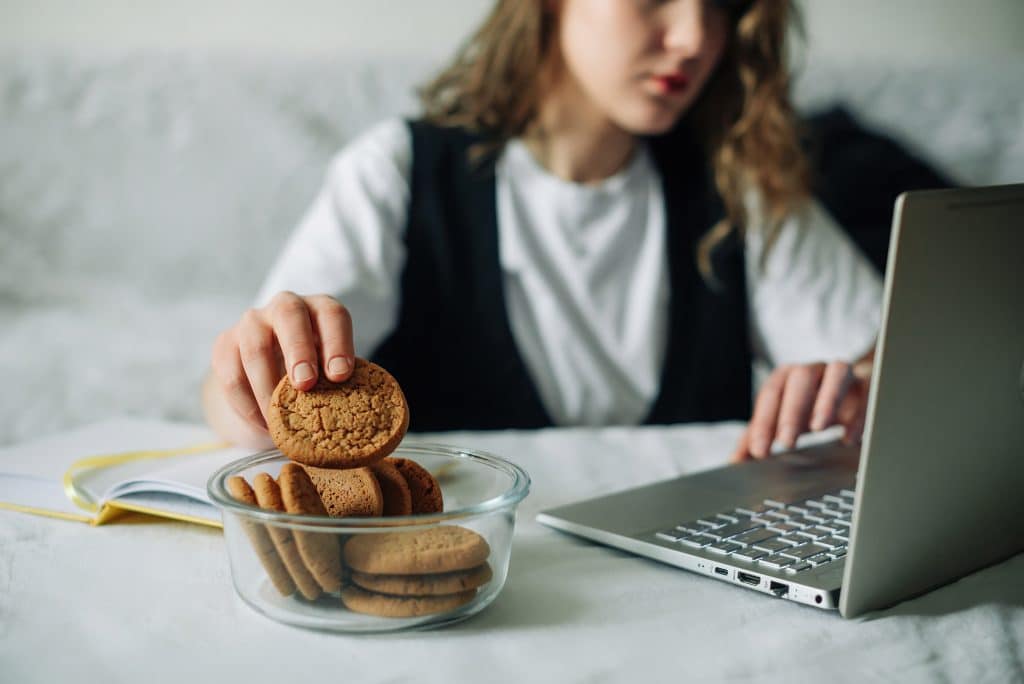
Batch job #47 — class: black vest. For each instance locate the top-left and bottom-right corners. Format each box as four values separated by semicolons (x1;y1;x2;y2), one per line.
371;120;752;431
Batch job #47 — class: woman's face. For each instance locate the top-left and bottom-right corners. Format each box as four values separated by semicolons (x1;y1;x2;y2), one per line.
552;0;731;135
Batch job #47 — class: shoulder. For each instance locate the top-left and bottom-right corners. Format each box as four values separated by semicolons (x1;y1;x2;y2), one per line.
743;188;864;274
404;119;495;174
325;118;412;184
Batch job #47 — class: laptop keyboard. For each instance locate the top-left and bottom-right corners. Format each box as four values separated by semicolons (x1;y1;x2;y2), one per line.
655;488;854;575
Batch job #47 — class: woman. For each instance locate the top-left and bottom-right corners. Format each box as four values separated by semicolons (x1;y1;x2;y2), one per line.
202;0;881;461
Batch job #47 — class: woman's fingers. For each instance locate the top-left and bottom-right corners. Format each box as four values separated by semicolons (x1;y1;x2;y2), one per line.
775;363;825;450
268;291;319;391
747;367;787;458
730;428;753;463
210;291;354;437
212;327;267;430
238;308;285;422
307;295;355;382
810;361;854;431
837;379;869;445
738;358;873;462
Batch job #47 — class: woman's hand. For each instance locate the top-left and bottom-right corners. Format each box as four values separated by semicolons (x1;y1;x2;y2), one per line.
203;291;355;446
731;348;875;463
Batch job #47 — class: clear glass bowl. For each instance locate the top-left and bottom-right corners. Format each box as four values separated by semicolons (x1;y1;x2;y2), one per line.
207;443;530;633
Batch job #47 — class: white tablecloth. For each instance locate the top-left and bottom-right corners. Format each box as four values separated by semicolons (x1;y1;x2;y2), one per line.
2;422;1021;683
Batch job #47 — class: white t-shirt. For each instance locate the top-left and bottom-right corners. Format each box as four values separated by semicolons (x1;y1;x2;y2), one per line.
258;119;883;427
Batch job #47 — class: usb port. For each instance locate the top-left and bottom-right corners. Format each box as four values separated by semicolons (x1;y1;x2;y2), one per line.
770;581;789;597
714;567;729;576
737;572;760;586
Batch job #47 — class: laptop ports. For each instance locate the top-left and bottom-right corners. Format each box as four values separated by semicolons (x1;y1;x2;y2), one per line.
769;581;789;597
737;572;760;587
714;567;729;577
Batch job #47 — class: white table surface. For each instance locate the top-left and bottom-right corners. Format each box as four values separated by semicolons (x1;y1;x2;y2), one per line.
2;422;1022;683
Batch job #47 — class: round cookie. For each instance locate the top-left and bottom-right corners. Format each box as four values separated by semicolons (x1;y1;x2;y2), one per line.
227;476;296;597
252;472;322;601
343;525;490;575
278;463;344;594
389;457;443;514
370;460;413;516
303;465;384;517
341;585;476;618
351;562;493;597
267;358;409;468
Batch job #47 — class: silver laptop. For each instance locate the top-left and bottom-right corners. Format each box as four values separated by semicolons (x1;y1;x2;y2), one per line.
537;184;1024;618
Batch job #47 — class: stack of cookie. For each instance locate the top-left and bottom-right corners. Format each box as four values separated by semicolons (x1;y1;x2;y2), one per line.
225;358;492;617
342;526;492;617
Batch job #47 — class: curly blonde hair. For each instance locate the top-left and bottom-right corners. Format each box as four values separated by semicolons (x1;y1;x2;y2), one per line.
420;0;811;279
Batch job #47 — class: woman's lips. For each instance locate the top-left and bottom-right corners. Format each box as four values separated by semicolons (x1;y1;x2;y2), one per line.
649;73;690;95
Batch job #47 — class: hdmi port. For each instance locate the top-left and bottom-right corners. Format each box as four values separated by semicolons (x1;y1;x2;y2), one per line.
737;572;761;587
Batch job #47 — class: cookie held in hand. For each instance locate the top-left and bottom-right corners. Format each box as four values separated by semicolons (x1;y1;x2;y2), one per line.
268;358;409;468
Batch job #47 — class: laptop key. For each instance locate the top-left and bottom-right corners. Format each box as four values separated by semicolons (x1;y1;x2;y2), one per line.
796;526;832;539
816;536;846;550
733;548;767;562
786;504;811;515
830;550;848;560
758;554;795;569
734;504;770;516
679;534;717;548
779;543;830;560
753;539;793;554
822;494;845;505
708;541;742;555
731;528;777;546
784;562;812;574
715;513;740;524
785;516;813;528
763;498;788;509
705;520;763;540
777;534;808;546
806;553;833;567
768;523;800;534
840;489;856;499
656;530;686;542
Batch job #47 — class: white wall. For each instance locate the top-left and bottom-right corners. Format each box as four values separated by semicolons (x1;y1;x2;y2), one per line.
794;0;1024;65
0;0;493;59
2;0;1023;64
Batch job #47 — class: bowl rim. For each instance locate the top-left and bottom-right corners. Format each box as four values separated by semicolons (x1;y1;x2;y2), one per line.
207;442;531;530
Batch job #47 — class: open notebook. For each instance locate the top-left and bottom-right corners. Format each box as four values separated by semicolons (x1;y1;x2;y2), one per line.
0;418;253;527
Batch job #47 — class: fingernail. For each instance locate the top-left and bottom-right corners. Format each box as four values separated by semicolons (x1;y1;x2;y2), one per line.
779;427;797;448
811;414;826;432
293;361;315;383
328;356;350;377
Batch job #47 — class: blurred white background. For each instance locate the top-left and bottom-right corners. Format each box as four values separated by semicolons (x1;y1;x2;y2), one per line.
2;0;1024;64
1;0;1022;445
